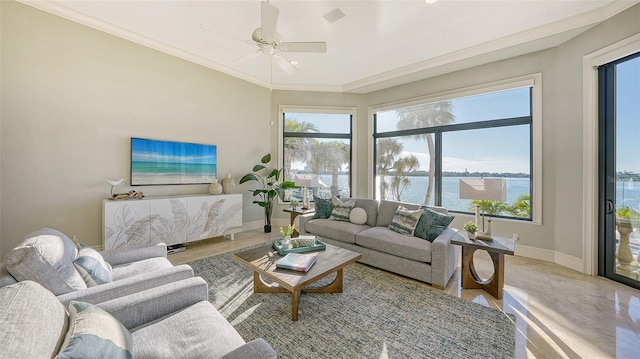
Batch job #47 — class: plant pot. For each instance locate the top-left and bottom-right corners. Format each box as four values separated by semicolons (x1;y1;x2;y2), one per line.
264;225;272;233
467;231;476;240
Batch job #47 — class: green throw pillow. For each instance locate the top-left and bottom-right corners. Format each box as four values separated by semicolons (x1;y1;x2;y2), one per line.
414;207;454;242
388;206;423;236
313;196;334;219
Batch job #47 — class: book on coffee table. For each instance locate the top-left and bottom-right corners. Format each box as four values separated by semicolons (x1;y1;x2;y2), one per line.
276;253;318;272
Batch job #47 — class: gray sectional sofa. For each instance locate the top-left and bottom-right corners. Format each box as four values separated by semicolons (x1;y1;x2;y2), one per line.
299;198;461;289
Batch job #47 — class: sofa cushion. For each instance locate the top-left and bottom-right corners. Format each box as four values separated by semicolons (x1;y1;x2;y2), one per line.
414;206;455;242
356;227;433;263
0;281;68;358
111;257;173;281
305;218;369;244
349;207;368;225
342;198;379;227
57;301;132;359
131;301;246;359
329;198;355;222
5;228;87;295
313;196;334;219
73;243;113;287
376;200;421;227
388;206;423;236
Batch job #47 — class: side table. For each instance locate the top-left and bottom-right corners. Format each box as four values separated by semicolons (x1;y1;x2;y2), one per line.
450;233;515;300
283;207;314;237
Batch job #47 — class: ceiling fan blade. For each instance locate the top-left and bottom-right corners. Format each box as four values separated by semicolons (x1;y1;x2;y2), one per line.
232;50;262;65
278;41;327;53
261;1;279;42
273;51;298;75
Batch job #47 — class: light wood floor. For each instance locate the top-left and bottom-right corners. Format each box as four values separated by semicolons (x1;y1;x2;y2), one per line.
169;229;640;359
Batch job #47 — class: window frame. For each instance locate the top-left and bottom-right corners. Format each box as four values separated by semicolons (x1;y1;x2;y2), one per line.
278;105;358;199
368;74;543;224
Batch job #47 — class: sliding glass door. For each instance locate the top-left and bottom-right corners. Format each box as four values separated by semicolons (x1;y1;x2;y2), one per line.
599;51;640;289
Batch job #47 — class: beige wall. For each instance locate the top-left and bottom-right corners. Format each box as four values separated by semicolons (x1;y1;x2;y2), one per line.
1;1;272;257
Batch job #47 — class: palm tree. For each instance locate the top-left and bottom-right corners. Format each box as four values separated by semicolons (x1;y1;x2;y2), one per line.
390;154;419;201
396;101;454;205
308;141;350;196
283;118;319;179
376;138;403;200
505;194;530;218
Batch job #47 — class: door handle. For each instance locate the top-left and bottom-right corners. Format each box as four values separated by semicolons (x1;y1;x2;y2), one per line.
606;200;615;214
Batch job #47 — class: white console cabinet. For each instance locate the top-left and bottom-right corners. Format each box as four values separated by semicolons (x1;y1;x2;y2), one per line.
103;194;242;250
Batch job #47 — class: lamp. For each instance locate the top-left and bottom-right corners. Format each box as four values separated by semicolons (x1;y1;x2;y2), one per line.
106;178;127;197
295;174;318;209
459;178;506;240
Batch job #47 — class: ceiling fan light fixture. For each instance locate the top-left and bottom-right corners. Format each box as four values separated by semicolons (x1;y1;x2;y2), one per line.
261;44;275;55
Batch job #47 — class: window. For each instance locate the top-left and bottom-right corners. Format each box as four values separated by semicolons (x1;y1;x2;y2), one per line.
280;108;354;201
373;78;538;221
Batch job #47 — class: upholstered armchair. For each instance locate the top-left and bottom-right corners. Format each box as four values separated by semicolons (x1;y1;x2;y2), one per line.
0;228;194;306
1;279;277;359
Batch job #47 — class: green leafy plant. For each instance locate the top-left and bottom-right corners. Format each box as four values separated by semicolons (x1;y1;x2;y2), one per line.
239;153;297;232
616;205;640;220
463;221;478;233
280;224;295;237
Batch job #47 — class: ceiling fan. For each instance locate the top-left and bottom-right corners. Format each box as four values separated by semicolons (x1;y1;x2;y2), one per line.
203;1;327;75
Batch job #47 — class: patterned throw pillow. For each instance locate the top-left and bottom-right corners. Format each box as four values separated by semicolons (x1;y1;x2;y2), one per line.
313;196;334;219
414;206;455;242
73;243;113;287
56;301;133;359
388;206;423;236
329;197;355;222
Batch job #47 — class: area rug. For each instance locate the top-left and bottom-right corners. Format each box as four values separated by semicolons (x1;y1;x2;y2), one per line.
190;247;515;359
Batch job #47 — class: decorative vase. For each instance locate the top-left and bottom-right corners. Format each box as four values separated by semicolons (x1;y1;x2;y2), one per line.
222;173;235;194
282;235;292;250
468;232;476;240
208;178;223;195
264;225;272;233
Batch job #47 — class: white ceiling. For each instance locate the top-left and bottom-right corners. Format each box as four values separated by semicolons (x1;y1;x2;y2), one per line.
19;0;639;93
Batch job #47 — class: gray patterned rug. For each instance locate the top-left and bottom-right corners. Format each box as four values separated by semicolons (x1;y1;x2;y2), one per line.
190;247;515;359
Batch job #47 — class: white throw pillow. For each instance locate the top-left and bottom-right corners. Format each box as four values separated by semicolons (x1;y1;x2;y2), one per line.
349;207;368;225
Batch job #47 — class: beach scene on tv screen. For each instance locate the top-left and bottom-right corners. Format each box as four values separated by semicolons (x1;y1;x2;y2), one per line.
131;138;217;185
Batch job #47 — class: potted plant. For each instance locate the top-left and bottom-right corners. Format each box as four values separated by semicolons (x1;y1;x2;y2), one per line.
239;153;297;233
463;221;478;240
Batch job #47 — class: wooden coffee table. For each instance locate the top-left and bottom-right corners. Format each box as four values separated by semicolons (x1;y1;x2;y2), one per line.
233;242;361;321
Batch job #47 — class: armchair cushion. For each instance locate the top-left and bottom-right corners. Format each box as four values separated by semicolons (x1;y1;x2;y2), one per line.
111;257;174;280
5;228;87;295
57;301;132;359
131;301;246;359
73;243;113;286
0;281;68;358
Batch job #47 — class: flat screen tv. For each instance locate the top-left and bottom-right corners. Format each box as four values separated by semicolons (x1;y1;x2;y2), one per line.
130;138;217;185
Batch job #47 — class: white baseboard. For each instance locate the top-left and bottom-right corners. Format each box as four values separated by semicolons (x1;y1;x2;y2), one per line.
242;218;290;232
515;244;585;273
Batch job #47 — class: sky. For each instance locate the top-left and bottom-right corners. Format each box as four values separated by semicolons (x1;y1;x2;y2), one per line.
131;138;217;164
288;87;531;174
616;55;640;173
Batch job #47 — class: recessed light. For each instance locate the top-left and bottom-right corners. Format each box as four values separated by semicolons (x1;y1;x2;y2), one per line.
425;0;438;4
290;60;299;66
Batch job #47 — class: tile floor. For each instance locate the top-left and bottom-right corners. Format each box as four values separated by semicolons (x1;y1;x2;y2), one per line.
169;229;640;359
